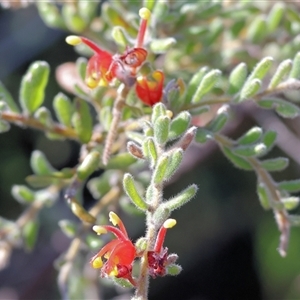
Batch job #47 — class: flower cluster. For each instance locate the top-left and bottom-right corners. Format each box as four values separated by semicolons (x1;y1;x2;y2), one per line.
90;212;177;285
66;8;164;106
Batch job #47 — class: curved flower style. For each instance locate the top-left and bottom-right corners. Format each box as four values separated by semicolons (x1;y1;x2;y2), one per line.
135;70;165;106
90;212;136;285
147;219;177;278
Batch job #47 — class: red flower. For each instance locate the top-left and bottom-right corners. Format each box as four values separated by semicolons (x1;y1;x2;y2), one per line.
147;219;177;278
90;212;136;285
135;70;165;106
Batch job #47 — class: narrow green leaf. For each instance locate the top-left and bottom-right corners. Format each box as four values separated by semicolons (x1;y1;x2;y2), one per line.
34;107;53;127
192;69;222;103
77;1;98;23
163;184;198;211
77;151;100;180
19;61;50;114
11;185;35;204
233;143;266;157
87;170;114;199
112;26;131;48
150;37;176;54
249;57;274;82
30;150;56;175
262;131;277;150
147;137;158;168
104;153;137;169
282;197;299;210
58;219;77;238
247;15;267;43
185;67;208;105
123;173;147;211
240;78;261;101
268;59;292;88
72;98;93;143
166;264;182;276
237;127;263;145
275;99;300;118
195;128;212;144
261;157;289;172
153;155;169;184
23;219;39;251
69;198;96;223
221;146;252;170
169;111;191;140
267;2;285;33
207;105;229;132
37;2;65;29
75;57;88;82
164;149;184;180
289;52;300;79
228;62;248;95
62;3;87;32
53;92;74;127
0;81;20;113
151;103;167;124
154;116;170;145
278;179;300;193
257;182;271;210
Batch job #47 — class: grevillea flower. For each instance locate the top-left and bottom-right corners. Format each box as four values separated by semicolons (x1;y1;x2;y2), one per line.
90;212;136;285
147;219;178;278
135;70;165;106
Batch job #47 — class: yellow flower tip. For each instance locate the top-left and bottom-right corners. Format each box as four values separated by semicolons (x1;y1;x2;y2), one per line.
152;70;163;82
163;219;177;229
109;211;121;226
139;7;151;21
65;35;82;46
85;77;98;89
166;110;173;119
92;225;107;235
109;266;119;277
92;257;103;269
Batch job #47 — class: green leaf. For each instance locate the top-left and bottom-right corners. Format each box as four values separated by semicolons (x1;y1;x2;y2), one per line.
153;154;169;184
150;37;176;54
262;131;277;150
207;105;229;132
23;219;39;251
232;143;267;157
36;2;66;29
239;78;261;101
19;61;50;114
164;149;184;180
151;103;167;124
289;52;300;79
58;219;77;238
154;116;170;145
268;59;292;89
77;151;100;180
62;3;87;33
257;182;271;210
192;69;222;103
53;92;74;127
72;98;93;143
77;1;98;23
166;264;182;276
0;81;20;113
221;146;252;170
195;128;212;144
278;179;300;193
103;153;137;169
11;185;35;205
282;197;299;210
247;15;267;43
30;150;56;175
69;199;96;224
163;184;198;211
143;137;157;168
112;26;132;48
123;173;147;211
261;157;289;172
34;107;53;127
267;2;285;33
169;111;191;140
87;170;115;199
228;62;248;95
185;67;208;105
249;56;274;82
275;100;300;118
237;127;263;145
